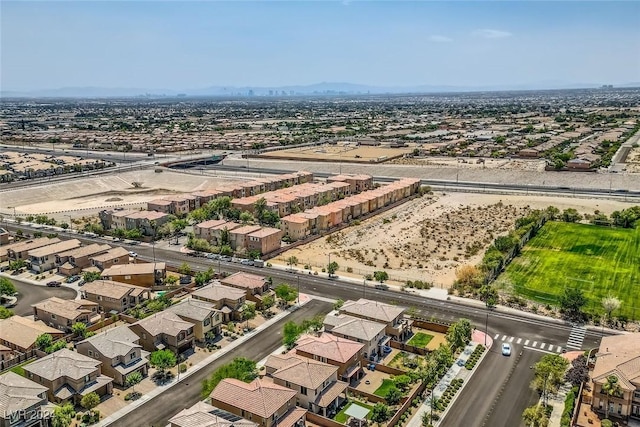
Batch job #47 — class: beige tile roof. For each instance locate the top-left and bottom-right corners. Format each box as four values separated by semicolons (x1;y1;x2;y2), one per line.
82;280;148;300
102;262;165;276
0;316;63;350
323;314;386;342
7;237;61;255
195;219;228;229
592;333;640;390
274;407;307;427
340;298;406;323
28;239;81;258
32;297;98;320
57;243;111;259
192;283;246;301
247;227;282;238
167;298;219;322
133;311;194;337
78;325;141;359
265;354;337;389
0;371;48;416
169;401;257;427
24;349;102;381
90;246;129;262
295;333;364;364
221;272;266;290
209;378;296;419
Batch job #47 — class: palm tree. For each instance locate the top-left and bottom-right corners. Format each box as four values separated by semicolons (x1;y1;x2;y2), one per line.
602;375;622;419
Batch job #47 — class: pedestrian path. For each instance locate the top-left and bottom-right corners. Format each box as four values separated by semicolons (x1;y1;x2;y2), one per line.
493;333;564;353
566;325;587;350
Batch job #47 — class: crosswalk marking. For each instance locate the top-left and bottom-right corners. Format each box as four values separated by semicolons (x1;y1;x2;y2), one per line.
501;335;507;341
517;338;522;344
508;337;514;343
495;335;570;354
566;325;587;350
540;343;546;349
494;333;500;339
532;341;538;347
556;346;563;353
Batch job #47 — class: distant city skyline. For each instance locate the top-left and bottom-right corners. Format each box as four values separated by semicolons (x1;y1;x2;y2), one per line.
2;1;639;92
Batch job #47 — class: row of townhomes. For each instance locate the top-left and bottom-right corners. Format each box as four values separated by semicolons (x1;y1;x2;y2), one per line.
194;219;283;255
98;209;171;237
181;298;412;426
0;150;113;182
0;235;166;285
280;177;420;241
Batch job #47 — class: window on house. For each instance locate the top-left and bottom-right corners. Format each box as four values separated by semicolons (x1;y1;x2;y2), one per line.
204;318;210;326
130;353;136;360
84;375;90;383
125;275;131;280
88;350;93;357
301;386;307;395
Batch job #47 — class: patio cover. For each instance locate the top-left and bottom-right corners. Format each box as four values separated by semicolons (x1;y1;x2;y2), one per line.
345;403;370;420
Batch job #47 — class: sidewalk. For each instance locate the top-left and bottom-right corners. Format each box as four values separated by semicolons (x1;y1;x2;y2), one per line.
406;331;492;427
97;293;316;426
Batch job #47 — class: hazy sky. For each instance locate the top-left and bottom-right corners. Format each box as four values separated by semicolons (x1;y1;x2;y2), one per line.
2;1;639;90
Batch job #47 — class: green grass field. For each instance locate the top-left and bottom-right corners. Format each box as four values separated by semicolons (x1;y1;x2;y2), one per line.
406;332;434;347
374;379;396;397
499;221;640;319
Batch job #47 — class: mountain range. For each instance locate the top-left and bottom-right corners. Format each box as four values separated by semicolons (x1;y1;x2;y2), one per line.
2;81;639;98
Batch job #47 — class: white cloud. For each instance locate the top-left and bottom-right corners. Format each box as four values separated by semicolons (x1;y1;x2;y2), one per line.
428;35;453;43
472;29;512;39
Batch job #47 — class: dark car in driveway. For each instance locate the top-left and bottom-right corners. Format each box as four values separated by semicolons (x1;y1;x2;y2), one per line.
46;281;61;287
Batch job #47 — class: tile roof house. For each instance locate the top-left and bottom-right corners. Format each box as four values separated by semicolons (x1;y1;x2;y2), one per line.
27;239;82;273
56;243;111;276
0;316;64;352
129;311;195;354
339;298;411;340
167;298;223;342
323;313;389;360
246;227;283;256
294;333;365;385
590;333;640;423
265;354;347;417
101;262;166;287
32;297;100;332
191;283;247;322
81;280;151;313
23;349;113;404
0;371;54;427
90;246;130;270
220;272;273;309
5;237;61;262
77;325;149;386
209;378;306;427
168;401;258;427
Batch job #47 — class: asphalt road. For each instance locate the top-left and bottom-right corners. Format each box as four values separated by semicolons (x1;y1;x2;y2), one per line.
108;299;332;427
7;276;77;316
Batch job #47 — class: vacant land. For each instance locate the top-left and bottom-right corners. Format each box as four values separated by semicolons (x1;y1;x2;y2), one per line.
497;222;640;319
258;143;412;163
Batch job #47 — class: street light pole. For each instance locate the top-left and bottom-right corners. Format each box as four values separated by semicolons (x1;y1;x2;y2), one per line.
65;215;73;231
484;310;489;347
297;275;300;307
363;278;366;298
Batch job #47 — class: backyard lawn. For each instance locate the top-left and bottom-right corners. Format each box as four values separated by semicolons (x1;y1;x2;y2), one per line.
498;222;640;319
374;379;396;397
406;332;434;347
334;402;373;423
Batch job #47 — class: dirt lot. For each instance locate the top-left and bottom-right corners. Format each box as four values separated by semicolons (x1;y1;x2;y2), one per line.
390;156;548;172
259;143;412;163
626;146;640;173
274;192;634;287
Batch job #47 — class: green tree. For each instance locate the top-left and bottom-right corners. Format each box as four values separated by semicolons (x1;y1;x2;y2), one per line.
52;403;75;427
385;386;403;405
72;322;88;338
35;333;53;351
242;302;256;329
275;284;298;306
0;278;16;296
373;270;389;283
261;294;275;310
283;321;301;349
286;256;298;268
559;287;587;321
327;261;339;277
479;285;499;308
219;227;231;246
561;208;582;223
83;271;102;283
370;403;391;424
80;391;100;413
178;262;193;276
601;420;613;427
239;211;254;224
530;354;570;404
333;299;344;310
201;357;257;397
254;197;267;221
601;294;621;327
125;371;143;393
522;404;549;427
150;349;177;375
602;375;622;419
446;319;472;352
0;306;13;319
545;206;560;220
392;374;412;391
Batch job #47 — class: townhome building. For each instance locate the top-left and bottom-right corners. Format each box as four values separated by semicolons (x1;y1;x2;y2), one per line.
0;371;54;427
27;239;82;273
167;298;223;342
32;297;100;332
294;333;365;385
81;280;151;313
323;313;389;360
129;311;195;354
339;298;411;341
191;283;246;322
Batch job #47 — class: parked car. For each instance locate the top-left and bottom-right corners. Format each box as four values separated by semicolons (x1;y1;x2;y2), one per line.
253;260;265;268
77;279;86;286
374;284;389;290
66;275;80;283
240;259;253;266
220;256;232;262
46;281;61;287
501;343;512;356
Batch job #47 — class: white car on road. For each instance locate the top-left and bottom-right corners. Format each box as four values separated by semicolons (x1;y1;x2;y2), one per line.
501;343;512;356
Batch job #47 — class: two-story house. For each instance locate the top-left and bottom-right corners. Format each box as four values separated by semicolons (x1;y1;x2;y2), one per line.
23;349;113;404
339;298;411;341
294;333;365;385
90;246;130;270
5;237;61;262
0;316;64;353
169;401;257;427
166;298;223;342
209;378;306;427
81;280;151;313
265;354;347;417
32;297;100;332
27;239;82;273
101;262;166;287
191;283;246;322
323;313;389;360
129;311;195;354
0;371;54;427
56;243;111;276
220;272;274;309
591;333;640;423
77;325;149;386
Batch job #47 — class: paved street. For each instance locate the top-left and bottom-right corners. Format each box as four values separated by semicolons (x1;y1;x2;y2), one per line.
7;276;77;316
108;299;332;427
